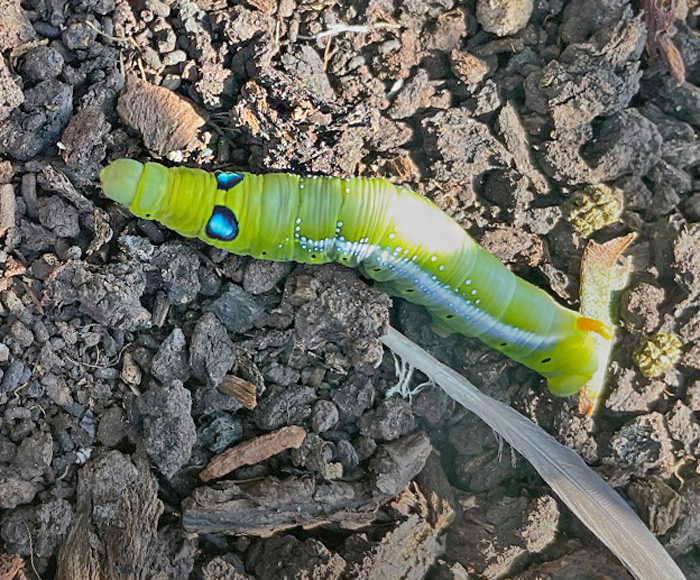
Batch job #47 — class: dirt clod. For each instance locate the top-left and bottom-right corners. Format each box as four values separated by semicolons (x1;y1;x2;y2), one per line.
134;380;197;478
0;80;73;161
476;0;534;37
189;313;235;389
0;0;35;50
0;57;23;122
2;0;699;575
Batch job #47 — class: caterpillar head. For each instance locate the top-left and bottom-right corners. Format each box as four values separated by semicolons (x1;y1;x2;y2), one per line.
100;158;143;207
542;317;611;397
101;158;175;220
101;159;220;238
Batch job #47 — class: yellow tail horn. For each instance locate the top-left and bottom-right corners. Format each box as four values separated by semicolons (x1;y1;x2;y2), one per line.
577;317;613;340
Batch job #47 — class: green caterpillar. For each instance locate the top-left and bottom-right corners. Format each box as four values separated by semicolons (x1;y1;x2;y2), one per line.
100;159;611;396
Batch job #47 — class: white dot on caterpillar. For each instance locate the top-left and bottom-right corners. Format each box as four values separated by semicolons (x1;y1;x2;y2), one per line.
388;233;395;240
300;184;305;189
278;244;283;248
475;299;481;305
438;265;444;271
285;237;289;242
346;188;350;194
465;279;472;285
430;256;437;262
466;299;471;305
295;226;301;232
431;275;437;280
296;218;302;224
470;289;477;296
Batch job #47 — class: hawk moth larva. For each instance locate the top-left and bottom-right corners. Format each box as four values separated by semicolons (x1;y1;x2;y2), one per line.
100;158;611;396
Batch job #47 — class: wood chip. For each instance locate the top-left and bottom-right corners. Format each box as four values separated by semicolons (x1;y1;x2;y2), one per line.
56;514;102;580
20;173;36;219
84;207;113;257
0;256;26;292
218;374;257;409
120;352;142;386
0;552;24;580
57;452;163;580
39;165;93;214
0;184;16;240
346;488;453;580
0;161;14;185
117;76;207;155
183;475;377;535
385;153;420;183
152;291;170;328
199;425;307;482
245;0;277;15
184;433;433;535
4;257;25;278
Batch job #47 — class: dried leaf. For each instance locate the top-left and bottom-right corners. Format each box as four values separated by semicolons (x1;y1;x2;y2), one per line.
117;76;207;155
658;33;686;83
644;0;686;82
578;233;636;415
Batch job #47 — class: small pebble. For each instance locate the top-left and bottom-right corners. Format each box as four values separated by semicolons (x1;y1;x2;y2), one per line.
21;45;64;82
311;400;339;433
163;50;187;66
476;0;534;37
161;74;181;91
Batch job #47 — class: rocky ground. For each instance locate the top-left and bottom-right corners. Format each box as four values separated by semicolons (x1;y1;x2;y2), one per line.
1;0;700;578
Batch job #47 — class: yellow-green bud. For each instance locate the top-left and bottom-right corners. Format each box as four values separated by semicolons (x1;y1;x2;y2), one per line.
633;332;683;378
568;184;623;238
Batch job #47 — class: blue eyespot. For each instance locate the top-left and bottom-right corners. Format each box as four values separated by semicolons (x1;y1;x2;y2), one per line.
216;172;244;191
206;206;239;241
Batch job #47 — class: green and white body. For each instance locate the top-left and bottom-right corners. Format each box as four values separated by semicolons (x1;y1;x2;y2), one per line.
101;159;610;396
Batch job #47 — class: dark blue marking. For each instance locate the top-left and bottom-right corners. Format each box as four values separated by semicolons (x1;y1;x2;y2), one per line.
205;205;239;241
216;172;244;191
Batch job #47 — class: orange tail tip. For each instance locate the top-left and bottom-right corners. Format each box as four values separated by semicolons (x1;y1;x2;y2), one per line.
577;317;613;340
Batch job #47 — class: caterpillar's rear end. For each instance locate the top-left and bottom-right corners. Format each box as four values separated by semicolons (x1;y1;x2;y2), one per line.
100;158;609;396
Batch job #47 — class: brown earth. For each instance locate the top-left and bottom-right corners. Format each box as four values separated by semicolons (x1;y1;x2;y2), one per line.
1;0;700;578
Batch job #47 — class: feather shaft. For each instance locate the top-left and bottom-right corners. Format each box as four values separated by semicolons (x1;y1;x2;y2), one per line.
380;326;686;580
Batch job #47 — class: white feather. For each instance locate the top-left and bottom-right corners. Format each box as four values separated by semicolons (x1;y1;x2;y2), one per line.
380;327;687;580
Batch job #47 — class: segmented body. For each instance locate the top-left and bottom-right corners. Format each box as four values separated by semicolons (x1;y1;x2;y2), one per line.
100;159;605;395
